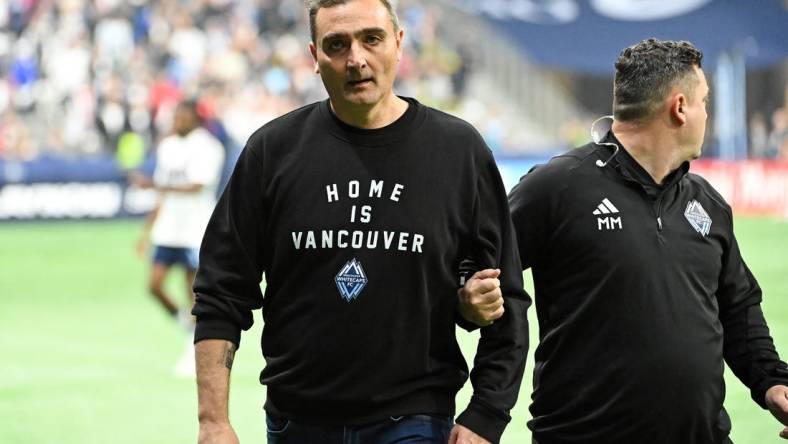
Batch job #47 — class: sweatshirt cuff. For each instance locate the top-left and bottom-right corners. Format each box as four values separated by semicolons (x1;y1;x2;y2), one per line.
753;378;788;409
455;399;511;444
194;315;242;349
455;309;482;332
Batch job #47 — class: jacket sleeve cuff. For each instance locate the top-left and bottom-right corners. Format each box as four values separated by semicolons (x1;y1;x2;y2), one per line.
455;308;481;332
751;360;788;408
753;378;788;409
194;316;242;349
455;400;510;444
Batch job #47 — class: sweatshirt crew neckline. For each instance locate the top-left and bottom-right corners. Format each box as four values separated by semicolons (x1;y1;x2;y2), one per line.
319;96;425;147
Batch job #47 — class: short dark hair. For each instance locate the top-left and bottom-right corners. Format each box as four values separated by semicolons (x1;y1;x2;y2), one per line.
613;38;703;122
305;0;399;44
176;99;202;123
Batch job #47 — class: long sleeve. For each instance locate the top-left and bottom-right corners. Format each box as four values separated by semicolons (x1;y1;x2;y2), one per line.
508;165;552;271
455;151;531;444
192;146;268;348
718;215;788;408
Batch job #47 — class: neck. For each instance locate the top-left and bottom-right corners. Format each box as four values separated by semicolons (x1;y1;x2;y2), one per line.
611;119;686;185
330;94;408;129
177;127;197;137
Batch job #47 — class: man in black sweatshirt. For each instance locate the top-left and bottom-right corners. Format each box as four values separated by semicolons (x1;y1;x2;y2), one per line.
508;38;788;443
191;1;530;443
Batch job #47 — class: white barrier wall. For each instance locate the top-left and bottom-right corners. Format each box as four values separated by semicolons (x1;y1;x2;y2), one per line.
2;158;786;220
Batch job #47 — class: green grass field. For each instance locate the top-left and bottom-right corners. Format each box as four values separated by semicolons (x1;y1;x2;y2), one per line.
1;218;787;444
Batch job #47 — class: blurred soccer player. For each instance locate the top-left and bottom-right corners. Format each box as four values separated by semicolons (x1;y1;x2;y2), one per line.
506;39;788;443
191;0;530;443
133;100;225;376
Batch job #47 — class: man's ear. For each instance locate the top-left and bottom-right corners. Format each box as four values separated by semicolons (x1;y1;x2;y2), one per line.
395;28;405;61
309;42;320;74
670;93;688;125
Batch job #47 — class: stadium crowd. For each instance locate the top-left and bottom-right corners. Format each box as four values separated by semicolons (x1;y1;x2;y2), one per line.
0;0;487;160
0;0;786;160
750;90;788;159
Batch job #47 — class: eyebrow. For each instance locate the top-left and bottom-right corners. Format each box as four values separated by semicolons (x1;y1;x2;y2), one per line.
321;27;387;42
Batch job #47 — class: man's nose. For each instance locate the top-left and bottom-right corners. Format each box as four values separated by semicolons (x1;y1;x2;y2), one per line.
346;41;367;70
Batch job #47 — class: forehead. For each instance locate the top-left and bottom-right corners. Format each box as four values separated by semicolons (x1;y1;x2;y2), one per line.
314;0;393;40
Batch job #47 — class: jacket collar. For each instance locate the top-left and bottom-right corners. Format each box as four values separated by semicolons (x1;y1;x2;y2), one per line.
601;129;689;189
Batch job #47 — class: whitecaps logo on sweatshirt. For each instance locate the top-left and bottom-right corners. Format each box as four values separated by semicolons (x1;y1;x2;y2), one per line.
684;200;712;236
335;258;368;301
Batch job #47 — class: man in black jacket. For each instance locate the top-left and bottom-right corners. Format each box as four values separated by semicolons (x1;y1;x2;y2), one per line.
508;38;788;443
191;1;529;443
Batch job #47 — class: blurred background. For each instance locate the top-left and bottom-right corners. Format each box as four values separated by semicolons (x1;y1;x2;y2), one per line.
0;1;786;443
0;0;786;217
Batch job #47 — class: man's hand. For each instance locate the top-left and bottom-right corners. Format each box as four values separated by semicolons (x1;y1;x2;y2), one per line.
135;236;149;258
448;424;492;444
127;171;154;189
198;420;239;444
458;268;504;327
766;384;788;439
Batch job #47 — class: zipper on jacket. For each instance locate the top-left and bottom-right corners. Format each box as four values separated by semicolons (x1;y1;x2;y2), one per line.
655;195;664;232
609;150;689;235
618;169;665;233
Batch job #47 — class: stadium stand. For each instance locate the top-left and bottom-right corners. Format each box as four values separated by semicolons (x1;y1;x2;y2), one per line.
0;0;786;218
0;0;554;160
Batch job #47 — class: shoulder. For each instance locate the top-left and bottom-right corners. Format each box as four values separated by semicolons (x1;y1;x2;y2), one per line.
155;135;182;162
424;106;486;146
685;172;733;218
157;134;179;150
245;102;321;153
190;128;223;149
388;101;495;172
513;142;599;192
423;105;482;136
546;142;600;170
420;104;488;151
508;143;602;218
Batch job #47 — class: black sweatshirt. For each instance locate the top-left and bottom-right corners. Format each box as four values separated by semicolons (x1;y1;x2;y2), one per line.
509;131;788;444
192;98;530;443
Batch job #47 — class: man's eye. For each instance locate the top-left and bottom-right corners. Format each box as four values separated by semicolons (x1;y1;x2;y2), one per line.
328;40;346;51
365;35;382;44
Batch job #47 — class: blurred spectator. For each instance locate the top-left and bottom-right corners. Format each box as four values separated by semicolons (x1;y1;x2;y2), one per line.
770;108;788;159
749;112;769;158
1;0;534;160
0;109;34;159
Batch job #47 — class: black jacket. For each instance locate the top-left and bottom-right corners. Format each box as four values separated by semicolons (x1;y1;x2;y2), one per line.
192;98;530;443
509;132;788;444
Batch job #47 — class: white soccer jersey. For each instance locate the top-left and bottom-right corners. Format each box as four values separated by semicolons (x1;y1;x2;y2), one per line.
150;127;225;249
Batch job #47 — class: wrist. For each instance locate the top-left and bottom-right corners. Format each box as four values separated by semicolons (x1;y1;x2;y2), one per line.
198;412;230;425
767;384;788;399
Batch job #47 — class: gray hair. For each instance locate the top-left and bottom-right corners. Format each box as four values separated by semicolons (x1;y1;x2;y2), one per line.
613;38;703;122
305;0;400;43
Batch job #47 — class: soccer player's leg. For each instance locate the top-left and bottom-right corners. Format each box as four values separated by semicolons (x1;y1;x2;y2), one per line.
148;246;180;317
180;247;200;331
174;247;200;377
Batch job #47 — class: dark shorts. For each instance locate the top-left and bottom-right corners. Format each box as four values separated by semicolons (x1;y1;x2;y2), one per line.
152;246;199;270
266;413;453;444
